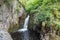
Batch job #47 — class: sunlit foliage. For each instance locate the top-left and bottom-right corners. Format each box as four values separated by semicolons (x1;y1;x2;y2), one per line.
19;0;60;30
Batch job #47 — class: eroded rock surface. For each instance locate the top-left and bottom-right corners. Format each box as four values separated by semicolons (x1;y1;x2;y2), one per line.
0;30;12;40
0;0;26;40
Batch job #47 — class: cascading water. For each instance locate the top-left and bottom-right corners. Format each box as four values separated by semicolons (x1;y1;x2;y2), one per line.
18;15;30;40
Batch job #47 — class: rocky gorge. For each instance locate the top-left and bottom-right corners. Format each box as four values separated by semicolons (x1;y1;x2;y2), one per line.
0;0;60;40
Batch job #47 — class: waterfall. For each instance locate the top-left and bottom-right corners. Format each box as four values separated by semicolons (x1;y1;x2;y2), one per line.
18;15;30;40
18;15;30;32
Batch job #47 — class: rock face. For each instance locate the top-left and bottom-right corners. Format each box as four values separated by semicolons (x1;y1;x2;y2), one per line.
0;1;12;40
0;22;12;40
0;0;26;40
0;30;12;40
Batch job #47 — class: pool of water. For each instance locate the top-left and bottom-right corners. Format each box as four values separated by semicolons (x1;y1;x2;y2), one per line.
11;30;40;40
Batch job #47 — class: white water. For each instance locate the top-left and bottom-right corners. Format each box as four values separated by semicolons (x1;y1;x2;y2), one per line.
18;15;30;40
18;15;30;32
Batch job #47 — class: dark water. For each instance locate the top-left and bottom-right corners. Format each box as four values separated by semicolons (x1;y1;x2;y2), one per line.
21;30;29;40
11;30;40;40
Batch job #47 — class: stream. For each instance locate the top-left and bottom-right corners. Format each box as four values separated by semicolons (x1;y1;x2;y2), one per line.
11;15;40;40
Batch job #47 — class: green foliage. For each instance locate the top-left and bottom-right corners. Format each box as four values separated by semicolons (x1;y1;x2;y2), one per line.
19;0;28;5
25;0;39;11
55;21;60;30
27;0;60;30
25;0;58;12
33;6;54;25
19;0;60;30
